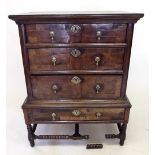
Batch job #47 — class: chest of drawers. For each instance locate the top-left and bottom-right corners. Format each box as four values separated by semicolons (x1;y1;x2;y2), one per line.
9;12;143;147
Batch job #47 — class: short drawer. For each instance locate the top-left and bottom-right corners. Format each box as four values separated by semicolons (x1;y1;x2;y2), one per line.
31;75;122;99
25;24;127;43
31;108;125;122
28;48;124;72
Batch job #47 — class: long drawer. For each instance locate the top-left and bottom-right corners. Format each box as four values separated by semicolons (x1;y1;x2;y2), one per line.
25;24;127;43
28;48;124;72
31;75;122;99
31;107;125;122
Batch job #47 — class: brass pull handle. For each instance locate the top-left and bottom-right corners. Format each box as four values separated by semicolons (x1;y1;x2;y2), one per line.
52;84;59;93
71;76;82;85
70;49;81;58
95;56;101;66
96;30;101;40
96;112;102;119
96;84;101;94
71;25;81;33
51;56;56;66
50;31;54;40
51;113;56;120
72;109;81;116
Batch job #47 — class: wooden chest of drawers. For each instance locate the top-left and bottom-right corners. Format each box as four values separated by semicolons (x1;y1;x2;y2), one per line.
9;12;143;147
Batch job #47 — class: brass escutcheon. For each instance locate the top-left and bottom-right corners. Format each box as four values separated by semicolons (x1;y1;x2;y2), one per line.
71;76;82;85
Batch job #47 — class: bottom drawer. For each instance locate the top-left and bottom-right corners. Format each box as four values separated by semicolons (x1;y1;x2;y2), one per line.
31;108;125;122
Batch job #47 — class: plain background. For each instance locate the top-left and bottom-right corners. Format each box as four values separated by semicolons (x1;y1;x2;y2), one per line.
6;0;151;155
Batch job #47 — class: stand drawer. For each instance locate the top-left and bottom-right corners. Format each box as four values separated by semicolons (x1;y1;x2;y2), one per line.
31;108;125;122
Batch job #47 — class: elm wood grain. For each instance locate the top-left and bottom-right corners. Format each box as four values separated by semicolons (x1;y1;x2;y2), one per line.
25;24;127;43
28;48;125;72
31;75;122;99
26;43;128;48
8;12;144;24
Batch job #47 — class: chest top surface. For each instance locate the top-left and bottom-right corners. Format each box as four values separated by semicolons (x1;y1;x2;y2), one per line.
9;11;144;24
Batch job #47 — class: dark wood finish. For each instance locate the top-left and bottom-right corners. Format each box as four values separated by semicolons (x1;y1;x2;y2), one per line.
105;123;127;145
8;12;144;24
18;25;33;97
35;134;89;140
30;107;124;122
31;75;122;99
26;43;127;48
28;48;124;72
27;124;35;147
9;12;143;147
30;70;123;75
25;24;127;43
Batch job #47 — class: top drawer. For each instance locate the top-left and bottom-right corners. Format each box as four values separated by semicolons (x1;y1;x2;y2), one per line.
25;24;127;43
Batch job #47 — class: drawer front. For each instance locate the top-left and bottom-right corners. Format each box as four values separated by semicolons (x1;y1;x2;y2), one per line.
31;108;125;122
28;48;124;71
25;24;127;43
31;75;122;99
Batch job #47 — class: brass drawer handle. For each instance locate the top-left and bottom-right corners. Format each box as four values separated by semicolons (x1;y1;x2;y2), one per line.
52;84;59;93
51;56;56;66
71;25;81;33
96;30;101;40
49;31;54;40
70;49;81;58
96;84;101;94
96;112;102;119
71;76;82;85
72;109;81;116
51;112;56;120
95;56;101;66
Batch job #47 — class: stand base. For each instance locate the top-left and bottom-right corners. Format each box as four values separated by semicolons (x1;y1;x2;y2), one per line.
26;123;89;147
26;123;127;147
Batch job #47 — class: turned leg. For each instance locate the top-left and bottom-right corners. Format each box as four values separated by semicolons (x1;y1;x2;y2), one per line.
117;123;122;133
72;124;81;138
119;123;127;146
105;123;127;146
32;124;37;133
27;124;35;147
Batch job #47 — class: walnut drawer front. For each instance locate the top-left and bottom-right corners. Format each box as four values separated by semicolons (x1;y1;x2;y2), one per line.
31;108;125;122
25;24;127;43
31;75;122;99
28;48;124;72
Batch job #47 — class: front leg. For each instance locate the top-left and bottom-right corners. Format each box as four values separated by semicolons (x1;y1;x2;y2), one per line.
27;124;35;147
119;123;127;146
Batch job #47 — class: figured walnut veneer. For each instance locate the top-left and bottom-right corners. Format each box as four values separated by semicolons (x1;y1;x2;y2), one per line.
9;12;143;146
